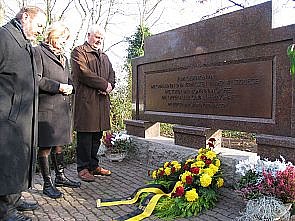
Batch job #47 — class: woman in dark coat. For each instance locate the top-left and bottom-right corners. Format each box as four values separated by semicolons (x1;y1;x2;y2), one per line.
35;22;80;199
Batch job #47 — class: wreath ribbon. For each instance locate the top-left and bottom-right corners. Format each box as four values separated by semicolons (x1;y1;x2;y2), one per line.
96;183;176;221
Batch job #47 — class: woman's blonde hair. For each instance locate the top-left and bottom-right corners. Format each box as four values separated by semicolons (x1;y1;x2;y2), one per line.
45;22;70;46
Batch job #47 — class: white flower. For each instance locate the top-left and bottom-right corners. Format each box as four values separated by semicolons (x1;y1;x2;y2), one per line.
236;155;293;177
236;156;260;176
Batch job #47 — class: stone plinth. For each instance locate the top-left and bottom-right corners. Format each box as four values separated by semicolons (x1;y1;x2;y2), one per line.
131;135;256;187
173;125;222;148
256;134;295;164
125;119;160;138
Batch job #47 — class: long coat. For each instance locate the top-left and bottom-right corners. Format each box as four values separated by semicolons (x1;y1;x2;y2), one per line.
0;20;38;195
71;42;115;132
34;43;73;147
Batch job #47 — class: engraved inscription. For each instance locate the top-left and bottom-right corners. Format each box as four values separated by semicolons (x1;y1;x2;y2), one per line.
145;60;272;118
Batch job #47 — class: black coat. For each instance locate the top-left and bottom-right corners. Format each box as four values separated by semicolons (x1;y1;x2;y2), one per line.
34;43;73;147
0;20;38;195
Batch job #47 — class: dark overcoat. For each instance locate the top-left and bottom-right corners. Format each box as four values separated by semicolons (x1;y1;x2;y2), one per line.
0;20;38;195
34;43;73;147
71;42;115;132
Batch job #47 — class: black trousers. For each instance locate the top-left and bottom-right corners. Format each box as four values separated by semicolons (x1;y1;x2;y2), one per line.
0;193;21;219
76;131;103;172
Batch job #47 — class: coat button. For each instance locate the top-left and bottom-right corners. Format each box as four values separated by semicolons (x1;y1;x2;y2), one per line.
63;98;66;101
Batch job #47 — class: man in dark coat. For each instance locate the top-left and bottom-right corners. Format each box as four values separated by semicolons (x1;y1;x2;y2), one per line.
71;24;115;182
0;6;46;221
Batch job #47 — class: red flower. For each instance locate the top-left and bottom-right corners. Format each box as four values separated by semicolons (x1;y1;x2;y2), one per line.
186;175;193;185
183;164;189;171
190;167;200;174
209;138;216;142
200;155;207;161
159;170;165;176
208;142;214;148
205;159;212;165
174;186;185;197
171;167;176;173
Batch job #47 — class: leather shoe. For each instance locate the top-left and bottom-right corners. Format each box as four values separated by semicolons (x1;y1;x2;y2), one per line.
5;212;32;221
78;169;95;182
16;201;39;211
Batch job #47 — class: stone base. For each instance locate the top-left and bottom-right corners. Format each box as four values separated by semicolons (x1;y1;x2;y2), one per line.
256;134;295;164
124;119;160;138
131;135;256;187
173;125;222;148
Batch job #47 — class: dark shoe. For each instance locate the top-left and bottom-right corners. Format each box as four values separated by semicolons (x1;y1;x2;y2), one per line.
43;185;63;199
55;175;81;188
91;167;112;176
51;152;81;188
78;169;95;182
16;201;39;211
5;212;32;221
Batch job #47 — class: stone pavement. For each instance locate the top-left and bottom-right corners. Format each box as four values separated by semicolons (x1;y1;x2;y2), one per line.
22;158;246;221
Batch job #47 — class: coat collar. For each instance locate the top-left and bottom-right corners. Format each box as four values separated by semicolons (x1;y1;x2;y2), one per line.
39;43;65;68
83;41;103;55
3;20;30;49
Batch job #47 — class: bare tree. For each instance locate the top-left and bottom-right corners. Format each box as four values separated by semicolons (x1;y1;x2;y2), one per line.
71;0;124;50
0;0;4;25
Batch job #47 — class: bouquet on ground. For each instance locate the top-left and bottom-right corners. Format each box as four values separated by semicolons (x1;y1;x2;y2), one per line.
148;139;224;219
101;131;134;154
235;156;295;203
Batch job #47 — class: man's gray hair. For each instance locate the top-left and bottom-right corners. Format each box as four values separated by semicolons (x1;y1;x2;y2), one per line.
88;24;106;36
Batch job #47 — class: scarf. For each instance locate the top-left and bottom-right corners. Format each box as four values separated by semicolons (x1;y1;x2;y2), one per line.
42;42;66;68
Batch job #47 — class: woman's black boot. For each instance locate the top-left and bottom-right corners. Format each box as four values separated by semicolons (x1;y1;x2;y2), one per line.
38;156;63;199
51;152;81;188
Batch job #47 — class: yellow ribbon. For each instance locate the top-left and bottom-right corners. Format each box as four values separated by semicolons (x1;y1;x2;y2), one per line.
97;184;176;221
119;193;171;221
96;187;166;207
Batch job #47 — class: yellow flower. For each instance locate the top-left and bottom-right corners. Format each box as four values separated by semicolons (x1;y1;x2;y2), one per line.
203;168;214;177
181;171;192;183
214;159;221;167
171;161;179;165
164;167;171;176
185;188;199;202
217;177;224;188
171;161;181;171
186;158;194;164
209;164;219;174
191;162;198;168
196;161;205;168
196;155;202;161
157;168;164;175
175;181;183;188
205;150;216;160
152;170;157;179
200;173;212;187
198;148;206;154
164;162;171;168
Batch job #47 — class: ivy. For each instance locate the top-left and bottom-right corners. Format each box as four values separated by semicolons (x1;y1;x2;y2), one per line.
110;25;152;131
287;44;295;79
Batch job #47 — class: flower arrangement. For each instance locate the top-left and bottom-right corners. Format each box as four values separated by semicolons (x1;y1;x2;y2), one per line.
235;156;295;204
102;131;134;154
147;140;224;219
